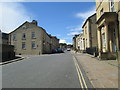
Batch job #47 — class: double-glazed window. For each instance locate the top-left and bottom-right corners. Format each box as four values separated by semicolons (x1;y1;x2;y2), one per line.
22;33;26;39
22;42;26;49
13;34;16;40
32;41;36;49
32;32;35;39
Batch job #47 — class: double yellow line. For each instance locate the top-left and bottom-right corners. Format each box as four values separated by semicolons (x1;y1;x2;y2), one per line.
73;56;88;89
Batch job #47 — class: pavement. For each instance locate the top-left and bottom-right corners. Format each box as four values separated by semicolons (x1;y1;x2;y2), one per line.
71;51;118;88
0;56;25;65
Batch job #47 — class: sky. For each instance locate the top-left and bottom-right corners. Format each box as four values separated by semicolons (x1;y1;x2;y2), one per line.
0;2;96;44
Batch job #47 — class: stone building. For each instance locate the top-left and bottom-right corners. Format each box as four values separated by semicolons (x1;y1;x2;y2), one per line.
82;14;98;53
9;20;59;55
96;0;120;59
50;36;60;51
0;31;15;62
77;33;85;52
73;35;79;50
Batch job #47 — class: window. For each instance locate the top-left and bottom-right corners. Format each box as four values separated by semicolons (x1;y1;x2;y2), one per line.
32;32;35;39
100;8;104;15
22;33;26;39
85;27;87;34
13;34;16;40
22;42;26;49
32;41;36;49
110;0;114;12
102;33;106;48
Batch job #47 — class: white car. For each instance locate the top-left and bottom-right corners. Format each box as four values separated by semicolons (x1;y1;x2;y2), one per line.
67;48;71;51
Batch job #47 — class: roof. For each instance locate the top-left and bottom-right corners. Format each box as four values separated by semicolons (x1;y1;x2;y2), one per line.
9;21;29;34
9;20;60;40
82;13;96;28
2;33;9;40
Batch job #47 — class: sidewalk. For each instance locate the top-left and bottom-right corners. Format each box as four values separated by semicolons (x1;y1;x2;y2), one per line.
0;55;25;65
73;52;118;88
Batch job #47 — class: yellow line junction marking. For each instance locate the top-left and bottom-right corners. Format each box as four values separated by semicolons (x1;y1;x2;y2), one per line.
73;56;88;90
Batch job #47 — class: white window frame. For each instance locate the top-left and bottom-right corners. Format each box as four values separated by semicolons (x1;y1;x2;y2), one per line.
32;32;35;39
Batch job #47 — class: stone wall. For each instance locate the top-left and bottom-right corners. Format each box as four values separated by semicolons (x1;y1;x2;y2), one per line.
0;44;15;62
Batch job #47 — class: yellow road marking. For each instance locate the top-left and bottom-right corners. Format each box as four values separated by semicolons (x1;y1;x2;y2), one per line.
73;56;88;89
73;58;84;89
76;61;88;89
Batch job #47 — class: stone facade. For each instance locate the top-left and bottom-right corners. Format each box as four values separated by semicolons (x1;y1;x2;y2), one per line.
96;0;120;59
82;14;98;50
9;20;59;55
73;35;79;50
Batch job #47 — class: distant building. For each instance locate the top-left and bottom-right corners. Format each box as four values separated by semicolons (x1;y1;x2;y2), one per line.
9;20;59;55
59;43;67;50
73;35;79;50
96;0;120;59
82;13;98;55
77;33;85;52
82;14;97;49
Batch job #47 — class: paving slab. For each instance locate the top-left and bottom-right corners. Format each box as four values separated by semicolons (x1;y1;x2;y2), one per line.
73;52;118;88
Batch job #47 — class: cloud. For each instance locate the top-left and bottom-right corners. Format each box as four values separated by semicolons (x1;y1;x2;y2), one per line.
0;2;33;33
63;37;72;40
59;39;67;43
75;6;96;20
67;31;80;36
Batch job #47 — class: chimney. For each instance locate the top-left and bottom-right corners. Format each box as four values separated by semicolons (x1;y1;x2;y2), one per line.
31;20;38;26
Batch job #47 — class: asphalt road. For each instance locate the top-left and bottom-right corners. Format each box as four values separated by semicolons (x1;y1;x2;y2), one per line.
2;51;82;88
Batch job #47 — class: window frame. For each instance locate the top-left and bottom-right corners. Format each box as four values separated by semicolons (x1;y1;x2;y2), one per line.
22;33;26;39
31;41;36;49
13;34;16;40
31;32;36;39
22;42;26;49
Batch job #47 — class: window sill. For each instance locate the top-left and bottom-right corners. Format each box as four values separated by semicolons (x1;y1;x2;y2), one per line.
32;48;36;49
22;38;26;40
32;38;36;39
22;48;26;50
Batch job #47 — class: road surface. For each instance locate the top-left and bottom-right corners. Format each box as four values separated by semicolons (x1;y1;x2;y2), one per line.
2;51;92;88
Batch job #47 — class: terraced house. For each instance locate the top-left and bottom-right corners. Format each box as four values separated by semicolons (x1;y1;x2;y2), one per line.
9;20;59;55
96;0;120;59
82;14;98;55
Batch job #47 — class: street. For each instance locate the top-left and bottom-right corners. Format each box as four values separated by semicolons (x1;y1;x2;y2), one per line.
2;51;92;88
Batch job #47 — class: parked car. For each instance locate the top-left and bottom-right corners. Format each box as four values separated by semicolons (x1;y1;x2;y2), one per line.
67;48;71;51
57;48;64;53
